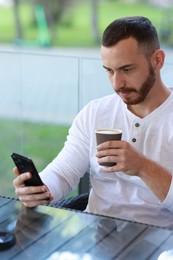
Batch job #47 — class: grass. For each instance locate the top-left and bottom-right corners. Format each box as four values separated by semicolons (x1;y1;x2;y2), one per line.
0;0;169;47
98;1;163;30
0;119;70;198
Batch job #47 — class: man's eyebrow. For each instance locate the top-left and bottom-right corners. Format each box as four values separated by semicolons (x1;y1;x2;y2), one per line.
118;64;134;70
103;64;134;70
103;65;109;70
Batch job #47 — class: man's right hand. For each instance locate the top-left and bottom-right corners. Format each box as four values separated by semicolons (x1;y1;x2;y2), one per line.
13;167;53;207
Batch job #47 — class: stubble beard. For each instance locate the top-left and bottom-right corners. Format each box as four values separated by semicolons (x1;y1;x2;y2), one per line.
117;64;156;105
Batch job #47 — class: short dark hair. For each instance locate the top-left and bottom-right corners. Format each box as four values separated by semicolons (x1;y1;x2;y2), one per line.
102;16;160;57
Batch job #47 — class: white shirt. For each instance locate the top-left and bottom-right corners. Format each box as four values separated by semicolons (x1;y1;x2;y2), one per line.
40;92;173;227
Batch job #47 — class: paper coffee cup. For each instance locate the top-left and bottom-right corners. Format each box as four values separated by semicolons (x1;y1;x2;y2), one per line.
95;129;122;167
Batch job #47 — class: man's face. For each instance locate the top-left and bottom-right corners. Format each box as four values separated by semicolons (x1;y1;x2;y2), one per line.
116;63;156;105
101;37;156;105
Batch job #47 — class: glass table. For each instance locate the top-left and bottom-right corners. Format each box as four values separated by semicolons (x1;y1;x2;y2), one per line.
0;196;173;260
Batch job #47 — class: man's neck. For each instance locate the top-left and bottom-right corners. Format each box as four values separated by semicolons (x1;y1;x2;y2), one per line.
127;85;171;118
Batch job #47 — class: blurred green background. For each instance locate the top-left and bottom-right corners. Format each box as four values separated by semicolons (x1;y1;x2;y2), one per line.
0;0;173;48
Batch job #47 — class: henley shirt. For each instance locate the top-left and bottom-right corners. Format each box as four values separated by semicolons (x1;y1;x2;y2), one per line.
40;91;173;227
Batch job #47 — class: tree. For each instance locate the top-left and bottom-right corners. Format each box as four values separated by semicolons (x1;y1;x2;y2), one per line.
13;0;23;39
90;0;100;44
31;0;74;41
12;0;75;44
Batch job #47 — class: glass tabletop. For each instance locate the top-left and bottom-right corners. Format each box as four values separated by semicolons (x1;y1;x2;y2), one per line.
0;196;173;260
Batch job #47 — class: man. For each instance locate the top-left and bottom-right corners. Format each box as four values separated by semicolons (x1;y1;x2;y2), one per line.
13;16;173;227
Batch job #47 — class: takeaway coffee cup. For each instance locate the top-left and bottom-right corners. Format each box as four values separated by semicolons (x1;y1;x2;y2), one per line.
95;129;122;167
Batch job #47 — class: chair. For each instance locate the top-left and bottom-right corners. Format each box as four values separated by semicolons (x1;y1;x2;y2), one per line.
53;172;90;211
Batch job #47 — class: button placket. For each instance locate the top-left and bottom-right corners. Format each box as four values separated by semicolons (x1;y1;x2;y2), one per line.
131;122;140;143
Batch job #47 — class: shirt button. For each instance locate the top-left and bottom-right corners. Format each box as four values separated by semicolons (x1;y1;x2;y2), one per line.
135;123;140;127
132;138;136;142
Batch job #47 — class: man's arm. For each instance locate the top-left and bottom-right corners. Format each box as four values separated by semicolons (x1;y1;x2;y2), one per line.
136;157;172;202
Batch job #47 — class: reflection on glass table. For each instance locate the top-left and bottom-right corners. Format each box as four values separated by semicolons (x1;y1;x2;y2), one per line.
0;196;173;260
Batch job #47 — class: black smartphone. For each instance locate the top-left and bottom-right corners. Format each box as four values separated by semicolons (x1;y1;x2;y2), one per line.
11;153;44;187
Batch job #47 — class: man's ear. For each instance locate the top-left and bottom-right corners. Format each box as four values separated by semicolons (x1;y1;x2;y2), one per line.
151;49;165;69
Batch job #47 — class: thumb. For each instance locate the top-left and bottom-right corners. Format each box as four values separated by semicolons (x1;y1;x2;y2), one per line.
13;166;20;176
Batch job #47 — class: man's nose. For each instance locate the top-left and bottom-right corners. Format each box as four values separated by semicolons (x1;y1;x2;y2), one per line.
112;72;125;91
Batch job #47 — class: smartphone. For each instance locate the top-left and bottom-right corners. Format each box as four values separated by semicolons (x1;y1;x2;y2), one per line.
11;153;44;187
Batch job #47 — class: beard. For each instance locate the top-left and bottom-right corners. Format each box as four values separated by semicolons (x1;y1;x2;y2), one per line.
116;63;156;105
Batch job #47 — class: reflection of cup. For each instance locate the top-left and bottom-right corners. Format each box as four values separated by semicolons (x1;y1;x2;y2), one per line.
95;129;122;167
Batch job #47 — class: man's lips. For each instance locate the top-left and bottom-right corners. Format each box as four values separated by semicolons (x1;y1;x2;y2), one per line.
120;92;130;97
117;89;136;97
118;90;133;96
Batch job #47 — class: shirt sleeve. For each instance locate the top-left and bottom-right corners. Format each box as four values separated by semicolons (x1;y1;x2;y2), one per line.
39;103;92;203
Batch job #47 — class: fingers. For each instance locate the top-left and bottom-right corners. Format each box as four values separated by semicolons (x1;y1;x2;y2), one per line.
96;147;121;166
20;192;53;208
16;186;53;208
97;140;122;151
96;140;128;172
20;197;53;208
96;148;119;159
13;172;53;207
96;140;144;175
97;156;118;167
13;172;32;188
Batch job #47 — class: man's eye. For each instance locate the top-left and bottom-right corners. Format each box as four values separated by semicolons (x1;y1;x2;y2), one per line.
105;68;113;73
123;67;133;72
123;68;130;72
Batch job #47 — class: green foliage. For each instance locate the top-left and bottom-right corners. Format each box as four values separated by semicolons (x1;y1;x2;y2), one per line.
0;1;166;47
0;119;69;197
0;6;14;43
98;1;163;32
52;1;164;47
159;8;173;46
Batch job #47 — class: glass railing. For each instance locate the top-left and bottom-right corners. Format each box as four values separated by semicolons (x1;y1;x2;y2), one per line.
0;50;112;198
79;57;113;108
0;51;79;197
